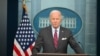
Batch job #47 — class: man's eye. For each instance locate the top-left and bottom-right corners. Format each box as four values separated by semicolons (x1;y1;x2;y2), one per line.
56;18;59;20
52;18;55;20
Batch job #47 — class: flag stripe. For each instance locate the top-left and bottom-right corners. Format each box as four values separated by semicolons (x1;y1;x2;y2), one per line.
25;42;35;56
13;44;22;56
13;49;18;56
32;42;35;46
14;39;25;56
25;51;29;56
27;48;32;55
30;42;35;50
27;46;33;55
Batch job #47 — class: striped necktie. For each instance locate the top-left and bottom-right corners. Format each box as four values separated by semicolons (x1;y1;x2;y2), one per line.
53;29;58;48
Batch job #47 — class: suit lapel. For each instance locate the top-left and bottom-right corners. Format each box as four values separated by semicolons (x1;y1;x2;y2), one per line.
57;27;64;49
47;26;55;48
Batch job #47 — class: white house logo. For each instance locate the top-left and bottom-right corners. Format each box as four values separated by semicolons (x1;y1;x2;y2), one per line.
33;7;82;35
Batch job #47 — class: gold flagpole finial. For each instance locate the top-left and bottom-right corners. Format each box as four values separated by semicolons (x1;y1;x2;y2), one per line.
22;0;28;13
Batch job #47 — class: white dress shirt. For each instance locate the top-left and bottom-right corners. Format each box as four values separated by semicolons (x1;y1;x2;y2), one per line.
51;26;60;38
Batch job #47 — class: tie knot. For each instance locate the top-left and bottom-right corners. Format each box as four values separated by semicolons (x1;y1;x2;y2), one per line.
55;29;57;32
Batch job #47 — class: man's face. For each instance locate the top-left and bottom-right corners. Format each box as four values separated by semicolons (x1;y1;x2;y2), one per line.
50;12;62;29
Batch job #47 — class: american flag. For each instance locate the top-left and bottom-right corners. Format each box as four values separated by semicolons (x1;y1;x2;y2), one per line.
13;3;35;56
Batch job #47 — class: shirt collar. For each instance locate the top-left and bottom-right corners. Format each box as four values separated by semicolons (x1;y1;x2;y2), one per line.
51;26;60;31
51;26;60;38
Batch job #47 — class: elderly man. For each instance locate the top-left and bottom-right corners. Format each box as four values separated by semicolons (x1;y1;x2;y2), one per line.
32;10;83;55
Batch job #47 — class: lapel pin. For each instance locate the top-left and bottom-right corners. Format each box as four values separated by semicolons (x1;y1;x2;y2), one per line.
62;30;64;32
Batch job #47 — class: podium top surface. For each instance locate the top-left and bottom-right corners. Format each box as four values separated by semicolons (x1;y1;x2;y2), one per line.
35;53;91;56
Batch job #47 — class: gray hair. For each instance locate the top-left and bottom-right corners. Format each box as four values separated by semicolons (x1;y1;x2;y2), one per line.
49;10;62;18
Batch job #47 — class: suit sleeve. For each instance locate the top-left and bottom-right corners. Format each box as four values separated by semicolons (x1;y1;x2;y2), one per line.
68;30;84;54
32;30;43;55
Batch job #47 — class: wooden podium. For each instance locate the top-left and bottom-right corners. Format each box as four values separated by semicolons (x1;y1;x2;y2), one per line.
32;53;89;56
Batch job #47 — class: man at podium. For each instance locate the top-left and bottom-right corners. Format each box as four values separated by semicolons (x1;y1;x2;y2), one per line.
32;10;84;55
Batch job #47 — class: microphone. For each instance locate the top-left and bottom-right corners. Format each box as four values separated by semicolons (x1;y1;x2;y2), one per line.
78;41;84;50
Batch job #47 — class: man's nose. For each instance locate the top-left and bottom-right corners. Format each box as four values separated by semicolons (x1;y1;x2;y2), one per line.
54;19;57;22
54;19;58;21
